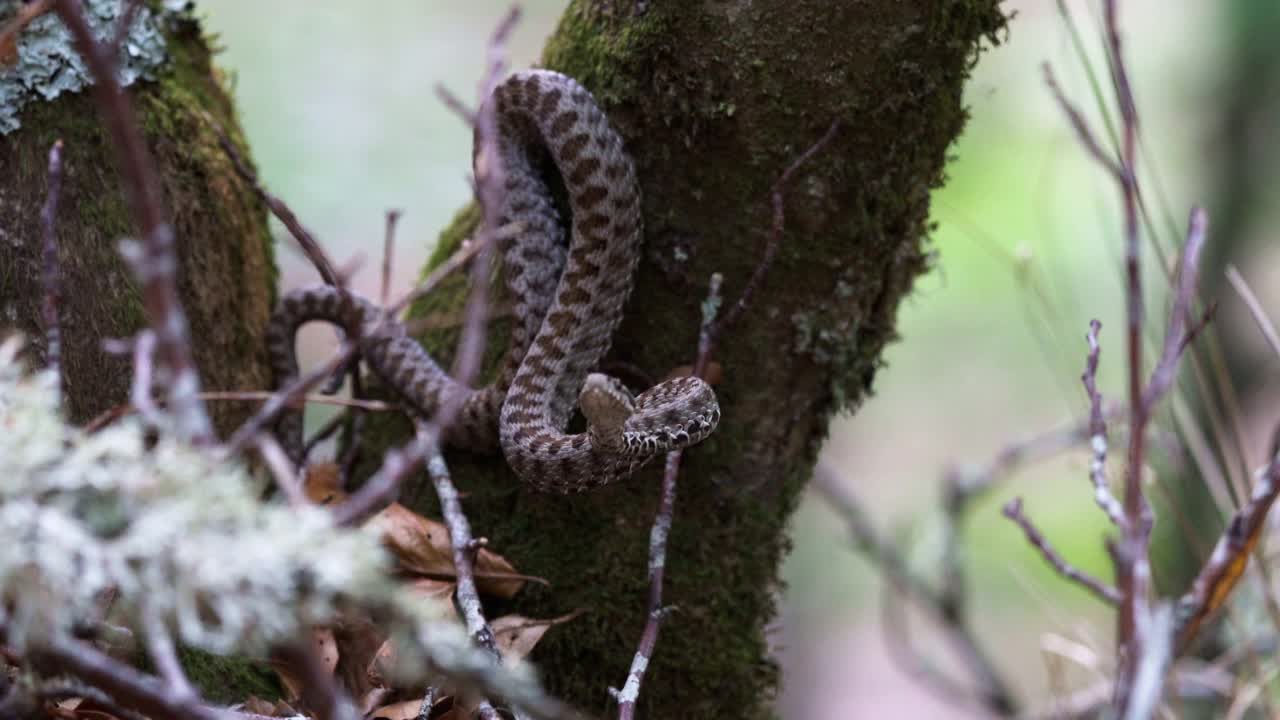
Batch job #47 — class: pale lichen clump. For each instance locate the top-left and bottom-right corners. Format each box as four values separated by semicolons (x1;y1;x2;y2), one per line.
0;336;414;654
0;0;179;135
0;336;559;708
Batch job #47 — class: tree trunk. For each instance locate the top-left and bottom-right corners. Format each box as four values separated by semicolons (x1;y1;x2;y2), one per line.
364;2;1007;717
0;3;275;434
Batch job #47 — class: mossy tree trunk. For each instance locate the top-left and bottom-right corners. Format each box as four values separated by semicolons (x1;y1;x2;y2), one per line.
0;6;274;434
370;2;1007;717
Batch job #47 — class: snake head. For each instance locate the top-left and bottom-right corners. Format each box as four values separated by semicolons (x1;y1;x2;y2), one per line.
579;373;637;440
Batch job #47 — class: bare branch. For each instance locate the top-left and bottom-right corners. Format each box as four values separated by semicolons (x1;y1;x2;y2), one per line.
208;114;341;286
1225;265;1280;362
223;342;361;457
1177;448;1280;651
140;605;194;704
816;465;1019;716
426;446;505;720
254;433;308;508
331;424;436;527
382;209;403;307
30;635;229;720
614;273;722;719
712;120;841;341
40;139;65;397
1002;497;1121;605
331;6;524;524
1142;207;1208;412
1081;320;1126;527
1042;63;1123;181
107;0;143;61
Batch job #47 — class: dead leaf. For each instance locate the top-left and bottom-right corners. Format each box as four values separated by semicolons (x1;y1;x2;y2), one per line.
368;503;526;598
369;697;458;720
405;577;459;608
331;609;390;700
269;628;337;702
491;612;580;664
51;695;126;719
303;462;347;505
313;627;339;675
240;696;299;717
367;638;395;689
664;361;723;385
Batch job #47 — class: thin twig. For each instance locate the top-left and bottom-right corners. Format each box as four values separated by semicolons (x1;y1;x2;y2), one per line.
331;425;437;527
124;331;165;429
1082;320;1126;527
392;222;521;319
107;0;143;62
254;433;308;507
427;447;496;656
34;679;150;720
31;635;227;720
1042;63;1122;182
52;0;212;443
614;452;681;720
1103;0;1152;680
223;342;361;457
332;6;522;524
1142;207;1207;412
84;390;391;434
426;446;503;720
208;114;340;286
1224;266;1280;362
1002;497;1122;605
140;605;194;703
415;686;440;720
616;275;721;719
382;210;403;307
1177;447;1280;651
815;465;1019;715
711;120;841;341
40;140;64;398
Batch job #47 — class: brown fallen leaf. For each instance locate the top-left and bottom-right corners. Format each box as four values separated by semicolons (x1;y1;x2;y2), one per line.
331;609;391;700
52;696;124;720
368;502;527;598
663;361;723;385
405;577;459;608
369;697;458;720
270;627;338;702
491;611;582;665
239;696;300;717
303;462;347;505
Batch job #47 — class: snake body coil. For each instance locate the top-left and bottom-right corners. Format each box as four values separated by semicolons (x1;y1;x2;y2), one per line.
267;70;719;493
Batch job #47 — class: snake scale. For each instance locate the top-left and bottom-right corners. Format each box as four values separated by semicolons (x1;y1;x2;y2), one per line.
266;70;720;493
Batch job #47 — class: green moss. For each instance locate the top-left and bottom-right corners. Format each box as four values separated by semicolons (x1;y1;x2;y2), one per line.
178;648;283;704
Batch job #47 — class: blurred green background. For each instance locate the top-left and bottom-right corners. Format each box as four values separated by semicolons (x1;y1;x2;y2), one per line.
197;1;1280;716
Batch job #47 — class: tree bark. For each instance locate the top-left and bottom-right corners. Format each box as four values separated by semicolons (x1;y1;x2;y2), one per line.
365;1;1007;717
0;4;275;434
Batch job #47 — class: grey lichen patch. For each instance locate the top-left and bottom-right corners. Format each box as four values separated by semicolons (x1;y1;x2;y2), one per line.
0;335;561;709
0;0;173;135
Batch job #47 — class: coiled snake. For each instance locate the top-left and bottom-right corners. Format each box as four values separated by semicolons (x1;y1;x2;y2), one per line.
266;70;720;493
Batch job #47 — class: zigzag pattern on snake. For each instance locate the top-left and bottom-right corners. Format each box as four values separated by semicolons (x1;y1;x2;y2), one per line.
266;70;720;493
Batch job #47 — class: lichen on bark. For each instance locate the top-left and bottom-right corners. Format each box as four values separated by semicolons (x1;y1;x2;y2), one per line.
0;4;276;433
348;1;1008;717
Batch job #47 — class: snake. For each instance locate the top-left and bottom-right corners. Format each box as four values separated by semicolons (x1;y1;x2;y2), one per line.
265;70;721;493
